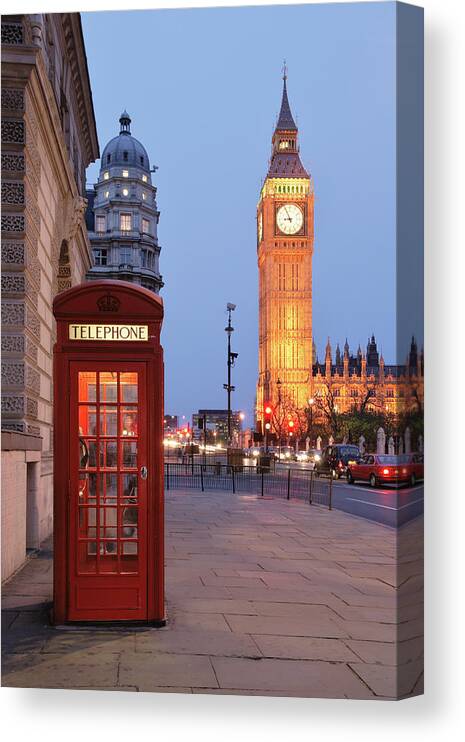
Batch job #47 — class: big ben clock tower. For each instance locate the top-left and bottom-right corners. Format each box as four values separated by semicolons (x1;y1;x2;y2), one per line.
256;69;314;430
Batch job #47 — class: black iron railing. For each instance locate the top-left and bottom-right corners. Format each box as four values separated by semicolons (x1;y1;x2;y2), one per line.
164;463;333;510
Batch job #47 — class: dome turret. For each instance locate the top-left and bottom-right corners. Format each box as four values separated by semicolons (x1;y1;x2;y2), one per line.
100;111;151;172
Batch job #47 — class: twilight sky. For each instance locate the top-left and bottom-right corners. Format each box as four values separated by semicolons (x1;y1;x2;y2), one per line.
83;1;398;423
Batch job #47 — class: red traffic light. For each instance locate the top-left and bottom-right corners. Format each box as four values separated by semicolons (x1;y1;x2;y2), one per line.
288;420;294;428
264;405;272;416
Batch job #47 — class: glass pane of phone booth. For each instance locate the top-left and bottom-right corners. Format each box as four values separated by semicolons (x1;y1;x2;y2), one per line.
77;371;140;575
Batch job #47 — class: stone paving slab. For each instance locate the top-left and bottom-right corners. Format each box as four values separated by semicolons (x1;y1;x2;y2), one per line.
2;489;423;700
210;657;374;699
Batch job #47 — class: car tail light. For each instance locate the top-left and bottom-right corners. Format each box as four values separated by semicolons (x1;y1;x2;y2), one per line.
338;461;343;468
382;468;390;475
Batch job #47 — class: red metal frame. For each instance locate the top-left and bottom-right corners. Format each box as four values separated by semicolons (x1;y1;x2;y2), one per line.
52;280;164;624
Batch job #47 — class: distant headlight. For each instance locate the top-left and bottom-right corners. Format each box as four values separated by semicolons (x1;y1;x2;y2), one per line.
252;450;259;457
314;454;321;461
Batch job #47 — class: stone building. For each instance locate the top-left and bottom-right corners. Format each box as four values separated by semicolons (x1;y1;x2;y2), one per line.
1;13;99;581
86;111;163;293
312;335;424;417
256;69;314;425
256;74;424;435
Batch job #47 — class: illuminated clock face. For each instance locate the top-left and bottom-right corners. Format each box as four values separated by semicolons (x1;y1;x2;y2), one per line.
276;204;303;235
258;212;263;242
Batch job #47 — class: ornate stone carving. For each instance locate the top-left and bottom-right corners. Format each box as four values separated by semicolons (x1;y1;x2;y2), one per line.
26;307;40;339
97;295;120;312
65;195;87;242
1;335;25;354
1;214;25;233
1;242;25;265
26;365;41;394
1;395;24;414
26;199;41;232
2;422;26;433
1;22;24;45
1;119;25;144
27;425;40;436
1;302;25;326
2;181;25;205
1;153;25;172
26;396;38;418
58;279;72;292
2;362;25;386
1;274;26;294
1;88;24;112
25;336;38;362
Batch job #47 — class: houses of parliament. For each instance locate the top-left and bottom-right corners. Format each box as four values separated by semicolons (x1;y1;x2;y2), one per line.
256;72;424;432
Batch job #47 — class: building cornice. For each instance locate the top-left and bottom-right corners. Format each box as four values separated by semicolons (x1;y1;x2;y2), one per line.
62;13;99;163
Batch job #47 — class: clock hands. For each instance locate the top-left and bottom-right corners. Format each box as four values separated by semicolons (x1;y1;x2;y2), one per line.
284;206;293;222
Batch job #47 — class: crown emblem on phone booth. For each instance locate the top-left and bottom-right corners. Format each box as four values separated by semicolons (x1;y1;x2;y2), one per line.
97;294;120;312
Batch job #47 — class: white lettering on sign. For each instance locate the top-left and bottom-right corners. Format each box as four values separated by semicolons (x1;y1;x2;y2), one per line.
68;324;149;341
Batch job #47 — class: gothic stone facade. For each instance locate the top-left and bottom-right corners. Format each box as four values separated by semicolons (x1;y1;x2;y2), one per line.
312;336;424;419
256;77;423;435
1;13;99;580
256;74;314;426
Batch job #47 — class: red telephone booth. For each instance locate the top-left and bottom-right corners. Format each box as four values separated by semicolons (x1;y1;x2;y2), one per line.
52;280;165;624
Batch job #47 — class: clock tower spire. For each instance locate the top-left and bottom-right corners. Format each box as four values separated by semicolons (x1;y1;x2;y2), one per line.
256;71;314;433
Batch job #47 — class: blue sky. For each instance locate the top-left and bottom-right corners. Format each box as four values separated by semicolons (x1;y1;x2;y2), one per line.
83;2;398;423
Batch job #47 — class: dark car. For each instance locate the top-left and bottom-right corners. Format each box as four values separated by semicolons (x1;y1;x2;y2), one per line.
315;444;360;479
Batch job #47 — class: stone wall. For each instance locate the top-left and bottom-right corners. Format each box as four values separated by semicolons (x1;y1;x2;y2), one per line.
1;13;99;581
1;432;42;582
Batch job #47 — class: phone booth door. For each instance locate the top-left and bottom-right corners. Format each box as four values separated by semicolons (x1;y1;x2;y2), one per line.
69;361;148;621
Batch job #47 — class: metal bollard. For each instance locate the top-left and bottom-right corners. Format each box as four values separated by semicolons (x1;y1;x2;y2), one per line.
287;467;291;500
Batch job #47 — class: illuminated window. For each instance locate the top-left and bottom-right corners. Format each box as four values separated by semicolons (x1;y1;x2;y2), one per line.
142;174;148;183
95;215;106;233
104;190;110;198
122;169;129;178
386;388;394;398
103;171;109;180
142;218;150;234
122;188;129;196
120;213;132;231
142;192;146;200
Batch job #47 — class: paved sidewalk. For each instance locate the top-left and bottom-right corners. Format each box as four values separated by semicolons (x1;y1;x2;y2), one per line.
1;490;423;699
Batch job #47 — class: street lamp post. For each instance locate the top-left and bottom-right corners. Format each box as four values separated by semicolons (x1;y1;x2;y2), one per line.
223;303;237;447
307;397;315;448
277;378;282;459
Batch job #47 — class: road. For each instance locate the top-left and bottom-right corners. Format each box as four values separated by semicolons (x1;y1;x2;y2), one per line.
330;478;424;528
164;455;424;528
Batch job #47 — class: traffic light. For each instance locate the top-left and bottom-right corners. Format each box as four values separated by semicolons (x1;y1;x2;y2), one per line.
288;419;295;437
264;402;273;431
